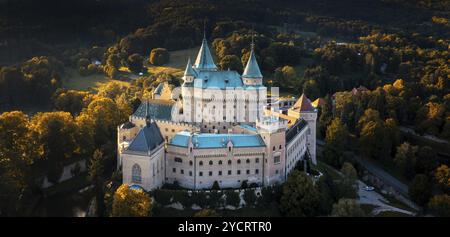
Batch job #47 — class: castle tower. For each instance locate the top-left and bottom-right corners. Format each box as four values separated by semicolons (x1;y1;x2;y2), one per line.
193;36;217;71
182;58;196;83
288;94;317;164
242;35;263;86
257;116;288;185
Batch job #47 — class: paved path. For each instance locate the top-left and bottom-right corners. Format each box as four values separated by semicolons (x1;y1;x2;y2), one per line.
398;126;449;145
42;160;87;188
357;181;414;216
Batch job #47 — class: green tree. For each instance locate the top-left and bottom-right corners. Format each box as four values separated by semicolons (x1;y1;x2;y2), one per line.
428;194;450;217
409;174;432;206
338;162;358;199
112;184;152;217
394;142;418;179
128;53;144;74
211;181;220;190
88;149;105;216
243;189;257;207
219;55;243;72
324;118;349;167
149;48;170;66
225;190;240;207
280;170;321;216
331;198;365;217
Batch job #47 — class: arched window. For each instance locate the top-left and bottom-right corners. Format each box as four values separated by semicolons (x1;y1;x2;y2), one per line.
237;159;241;164
209;160;213;165
228;160;232;165
132;164;142;184
246;159;250;164
218;160;223;165
199;161;203;166
189;161;193;166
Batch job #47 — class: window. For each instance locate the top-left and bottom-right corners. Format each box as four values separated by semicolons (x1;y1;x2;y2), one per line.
199;161;203;166
132;164;142;183
209;161;213;165
246;169;250;174
189;171;192;176
274;155;281;164
276;169;279;174
172;129;175;132
228;170;232;175
228;147;231;152
181;169;184;174
237;159;241;164
237;170;241;175
246;159;250;164
172;168;176;173
174;157;183;163
218;160;223;165
189;161;193;166
209;171;213;176
228;160;232;165
256;158;259;163
279;145;282;149
273;146;275;151
218;171;222;176
199;172;203;176
123;136;126;140
255;169;259;174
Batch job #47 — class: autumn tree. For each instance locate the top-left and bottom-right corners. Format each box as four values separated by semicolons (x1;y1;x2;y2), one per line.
29;112;79;183
0;111;35;216
323;118;349;167
435;165;450;192
394;142;418;179
280;170;321;216
112;184;152;217
428;194;450;217
338;162;358;199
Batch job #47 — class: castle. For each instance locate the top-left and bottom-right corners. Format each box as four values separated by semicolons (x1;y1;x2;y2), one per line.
117;36;318;190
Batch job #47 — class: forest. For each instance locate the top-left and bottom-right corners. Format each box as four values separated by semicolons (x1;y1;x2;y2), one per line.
0;0;449;217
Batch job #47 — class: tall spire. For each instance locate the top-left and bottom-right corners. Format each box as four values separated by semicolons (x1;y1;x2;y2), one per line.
193;24;217;71
243;30;262;79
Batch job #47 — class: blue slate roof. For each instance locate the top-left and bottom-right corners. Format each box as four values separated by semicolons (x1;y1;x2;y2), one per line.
154;83;165;95
194;38;217;71
132;100;174;121
127;122;164;152
183;58;197;77
242;48;263;78
192;70;243;89
170;131;266;149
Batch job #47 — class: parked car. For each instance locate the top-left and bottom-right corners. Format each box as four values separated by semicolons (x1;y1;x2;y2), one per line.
364;186;375;191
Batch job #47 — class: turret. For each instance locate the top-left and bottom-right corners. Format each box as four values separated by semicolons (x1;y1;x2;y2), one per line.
193;36;217;71
242;35;263;86
182;58;196;83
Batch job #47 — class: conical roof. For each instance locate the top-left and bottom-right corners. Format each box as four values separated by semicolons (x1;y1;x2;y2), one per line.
292;94;315;112
183;58;197;77
194;38;217;71
242;47;263;78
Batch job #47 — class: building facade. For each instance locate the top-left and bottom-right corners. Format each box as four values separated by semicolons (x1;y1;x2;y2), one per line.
117;36;317;191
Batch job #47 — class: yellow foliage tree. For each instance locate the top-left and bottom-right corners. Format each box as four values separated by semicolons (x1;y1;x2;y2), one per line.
112;184;152;217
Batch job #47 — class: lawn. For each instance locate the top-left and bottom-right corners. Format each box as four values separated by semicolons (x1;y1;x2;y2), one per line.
145;47;200;77
62;68;130;92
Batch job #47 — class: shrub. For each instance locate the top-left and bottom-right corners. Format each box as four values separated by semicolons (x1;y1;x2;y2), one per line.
243;189;257;207
149;48;170;66
225;190;240;207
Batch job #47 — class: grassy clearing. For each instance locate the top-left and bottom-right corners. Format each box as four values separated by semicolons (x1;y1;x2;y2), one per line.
62;68;129;92
145;47;200;77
